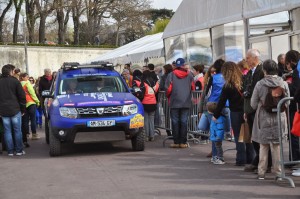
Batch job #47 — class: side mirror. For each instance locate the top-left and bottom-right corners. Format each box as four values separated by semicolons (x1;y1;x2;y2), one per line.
41;90;53;98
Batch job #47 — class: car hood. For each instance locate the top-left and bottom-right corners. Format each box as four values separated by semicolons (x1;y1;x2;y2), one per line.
56;92;139;107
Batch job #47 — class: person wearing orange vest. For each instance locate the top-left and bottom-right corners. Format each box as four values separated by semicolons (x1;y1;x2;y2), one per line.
192;64;205;91
20;73;40;146
135;70;159;141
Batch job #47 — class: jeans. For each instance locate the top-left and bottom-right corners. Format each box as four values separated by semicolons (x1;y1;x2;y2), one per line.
222;108;231;133
36;106;43;126
22;104;37;142
212;141;223;160
144;110;155;138
2;112;23;154
198;112;212;131
170;108;189;144
230;111;246;164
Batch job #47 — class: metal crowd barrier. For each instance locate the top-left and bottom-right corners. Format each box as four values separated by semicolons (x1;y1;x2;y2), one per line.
155;91;210;147
277;97;300;188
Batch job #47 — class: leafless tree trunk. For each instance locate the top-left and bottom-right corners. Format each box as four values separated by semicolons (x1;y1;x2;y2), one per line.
13;0;24;43
0;0;13;42
25;0;38;43
54;0;71;44
35;0;54;43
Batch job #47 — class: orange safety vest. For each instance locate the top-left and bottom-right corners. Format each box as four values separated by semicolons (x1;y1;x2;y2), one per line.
197;76;204;91
23;83;35;104
142;82;159;105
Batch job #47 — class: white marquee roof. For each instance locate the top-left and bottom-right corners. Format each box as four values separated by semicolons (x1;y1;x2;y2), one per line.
91;33;164;65
163;0;300;39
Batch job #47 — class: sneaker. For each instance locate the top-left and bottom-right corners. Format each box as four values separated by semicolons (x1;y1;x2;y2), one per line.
16;151;26;156
199;140;208;145
179;143;188;148
148;137;154;142
244;164;257;172
292;169;300;177
225;133;232;141
211;156;217;162
39;125;42;129
213;158;225;165
31;134;40;140
169;144;180;148
24;142;30;148
258;175;265;180
8;153;14;157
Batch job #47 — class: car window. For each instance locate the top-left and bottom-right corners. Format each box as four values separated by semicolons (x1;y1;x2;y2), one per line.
58;75;127;95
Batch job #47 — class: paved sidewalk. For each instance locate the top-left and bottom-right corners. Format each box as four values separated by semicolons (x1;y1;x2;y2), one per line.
0;129;299;199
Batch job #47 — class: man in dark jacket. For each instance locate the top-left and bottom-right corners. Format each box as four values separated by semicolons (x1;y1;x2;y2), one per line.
0;64;26;156
285;50;300;161
38;68;53;95
165;58;195;148
38;68;53;109
243;49;272;172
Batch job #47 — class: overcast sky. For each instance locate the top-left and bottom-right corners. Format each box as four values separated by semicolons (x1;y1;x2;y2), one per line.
151;0;183;11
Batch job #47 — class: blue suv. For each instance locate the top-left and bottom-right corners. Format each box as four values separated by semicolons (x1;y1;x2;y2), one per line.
42;62;145;156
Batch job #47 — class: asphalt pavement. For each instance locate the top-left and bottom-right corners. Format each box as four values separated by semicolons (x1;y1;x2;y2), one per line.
0;128;299;199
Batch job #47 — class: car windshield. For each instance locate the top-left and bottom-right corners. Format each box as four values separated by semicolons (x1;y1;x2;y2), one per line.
59;75;127;95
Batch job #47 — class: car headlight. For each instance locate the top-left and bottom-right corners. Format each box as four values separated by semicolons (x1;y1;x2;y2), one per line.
122;104;138;116
59;107;78;119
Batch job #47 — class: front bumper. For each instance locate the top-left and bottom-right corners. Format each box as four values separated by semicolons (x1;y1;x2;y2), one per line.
50;114;144;143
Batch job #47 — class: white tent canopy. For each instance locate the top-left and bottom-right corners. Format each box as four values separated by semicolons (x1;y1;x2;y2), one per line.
163;0;300;39
92;33;164;65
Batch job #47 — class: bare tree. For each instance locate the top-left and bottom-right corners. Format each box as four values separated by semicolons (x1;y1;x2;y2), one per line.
53;0;71;44
35;0;54;43
85;0;116;44
71;0;85;45
12;0;24;43
25;0;39;43
0;0;13;42
112;0;151;46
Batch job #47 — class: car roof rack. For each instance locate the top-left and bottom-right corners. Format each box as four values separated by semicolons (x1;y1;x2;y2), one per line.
61;62;80;70
61;61;115;71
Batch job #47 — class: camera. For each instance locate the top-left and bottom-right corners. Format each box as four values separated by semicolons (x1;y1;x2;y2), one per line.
243;91;251;98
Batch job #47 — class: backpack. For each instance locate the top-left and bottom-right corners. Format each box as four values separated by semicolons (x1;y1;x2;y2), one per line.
263;86;286;113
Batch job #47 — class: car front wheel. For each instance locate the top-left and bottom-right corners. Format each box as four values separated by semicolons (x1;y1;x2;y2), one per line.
131;128;145;151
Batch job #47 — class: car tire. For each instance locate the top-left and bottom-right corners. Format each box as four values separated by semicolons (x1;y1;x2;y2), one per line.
49;124;62;157
45;117;49;144
131;128;145;151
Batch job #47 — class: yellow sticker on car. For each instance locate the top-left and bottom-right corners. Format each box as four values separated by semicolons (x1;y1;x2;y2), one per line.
130;114;144;129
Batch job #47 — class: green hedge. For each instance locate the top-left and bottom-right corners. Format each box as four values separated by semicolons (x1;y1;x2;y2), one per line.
0;43;116;49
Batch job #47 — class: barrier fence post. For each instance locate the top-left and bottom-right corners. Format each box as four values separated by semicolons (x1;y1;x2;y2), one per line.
276;97;298;188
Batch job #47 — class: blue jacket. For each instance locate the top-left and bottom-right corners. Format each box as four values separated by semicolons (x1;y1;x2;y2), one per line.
208;73;224;103
208;73;229;106
210;116;225;142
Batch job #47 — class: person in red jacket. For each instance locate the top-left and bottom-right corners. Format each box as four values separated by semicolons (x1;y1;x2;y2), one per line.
165;58;195;148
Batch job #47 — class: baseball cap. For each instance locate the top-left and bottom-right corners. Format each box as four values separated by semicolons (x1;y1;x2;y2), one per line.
175;58;185;67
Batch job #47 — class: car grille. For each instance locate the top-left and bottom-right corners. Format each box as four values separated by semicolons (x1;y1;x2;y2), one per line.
76;106;123;118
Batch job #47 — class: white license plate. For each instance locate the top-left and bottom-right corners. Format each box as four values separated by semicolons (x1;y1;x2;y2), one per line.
87;120;115;127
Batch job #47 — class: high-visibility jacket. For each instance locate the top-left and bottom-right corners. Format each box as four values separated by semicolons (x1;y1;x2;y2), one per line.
21;80;40;107
142;81;159;105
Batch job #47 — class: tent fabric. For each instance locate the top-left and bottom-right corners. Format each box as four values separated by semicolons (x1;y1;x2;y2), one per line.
163;0;300;39
91;33;164;65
